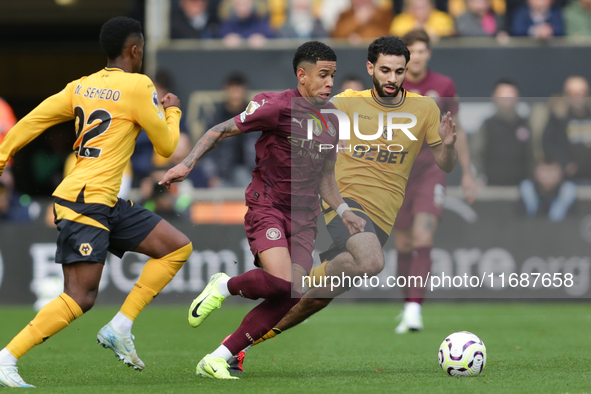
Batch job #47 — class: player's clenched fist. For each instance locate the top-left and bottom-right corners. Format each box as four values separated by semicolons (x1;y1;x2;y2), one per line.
438;111;457;146
161;93;180;109
342;210;366;236
159;162;190;189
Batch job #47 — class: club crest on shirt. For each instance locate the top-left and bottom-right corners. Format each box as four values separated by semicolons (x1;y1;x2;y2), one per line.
311;119;322;136
327;120;336;137
266;228;282;240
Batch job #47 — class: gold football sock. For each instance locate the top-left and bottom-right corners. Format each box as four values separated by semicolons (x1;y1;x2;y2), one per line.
307;261;329;288
120;242;192;321
252;328;282;346
6;293;83;359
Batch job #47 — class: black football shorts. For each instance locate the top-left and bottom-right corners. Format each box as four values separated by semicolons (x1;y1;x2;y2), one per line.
53;197;162;264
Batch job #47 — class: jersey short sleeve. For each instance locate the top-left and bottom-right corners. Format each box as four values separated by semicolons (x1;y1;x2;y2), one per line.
234;93;280;133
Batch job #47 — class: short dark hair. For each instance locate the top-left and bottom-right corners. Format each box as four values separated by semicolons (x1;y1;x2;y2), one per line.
292;41;337;75
401;29;430;48
99;16;143;60
494;78;519;91
367;36;410;65
224;72;248;87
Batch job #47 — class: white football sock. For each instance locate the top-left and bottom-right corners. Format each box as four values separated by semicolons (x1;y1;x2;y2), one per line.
110;312;133;334
0;348;17;366
210;344;233;361
405;301;421;316
217;277;231;298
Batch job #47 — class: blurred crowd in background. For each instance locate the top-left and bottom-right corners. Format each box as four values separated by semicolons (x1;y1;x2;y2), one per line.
1;0;591;223
165;0;591;45
1;70;590;224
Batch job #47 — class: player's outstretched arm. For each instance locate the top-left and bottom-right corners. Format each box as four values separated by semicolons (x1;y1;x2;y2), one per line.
159;118;243;188
431;111;458;174
318;158;366;235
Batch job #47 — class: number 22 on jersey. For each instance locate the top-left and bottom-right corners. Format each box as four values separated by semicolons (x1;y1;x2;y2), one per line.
74;106;112;159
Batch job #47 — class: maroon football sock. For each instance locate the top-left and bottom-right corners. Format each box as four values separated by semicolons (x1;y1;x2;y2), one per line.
227;269;293;300
407;247;431;303
223;296;300;354
396;252;413;300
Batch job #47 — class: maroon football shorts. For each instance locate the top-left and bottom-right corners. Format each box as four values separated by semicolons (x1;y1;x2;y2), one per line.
244;204;317;273
394;165;446;229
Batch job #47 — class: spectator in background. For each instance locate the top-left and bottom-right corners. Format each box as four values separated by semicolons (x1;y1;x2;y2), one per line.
320;0;353;33
339;74;365;92
520;157;577;222
0;98;16;145
0;169;38;222
279;0;327;38
202;72;260;188
447;0;506;20
218;0;275;48
170;0;220;38
331;0;394;43
543;76;591;184
139;181;191;222
390;0;455;40
472;79;532;186
564;0;591;37
472;79;533;186
511;0;564;38
456;0;508;38
0;98;17;169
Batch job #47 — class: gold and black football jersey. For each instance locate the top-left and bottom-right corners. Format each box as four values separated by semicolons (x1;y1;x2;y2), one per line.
327;88;442;234
0;67;181;207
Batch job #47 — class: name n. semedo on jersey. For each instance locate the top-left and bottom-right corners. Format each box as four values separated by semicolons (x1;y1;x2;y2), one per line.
74;84;121;102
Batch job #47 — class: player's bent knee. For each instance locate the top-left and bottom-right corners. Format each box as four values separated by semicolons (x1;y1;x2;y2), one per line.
175;241;193;260
359;254;385;277
67;293;97;313
161;242;193;269
264;273;295;301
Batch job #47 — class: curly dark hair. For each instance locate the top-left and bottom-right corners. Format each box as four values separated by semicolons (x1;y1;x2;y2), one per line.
367;36;410;65
292;41;337;75
99;16;143;60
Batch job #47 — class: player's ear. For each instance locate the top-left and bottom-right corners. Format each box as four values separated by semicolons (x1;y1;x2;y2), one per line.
296;67;307;84
366;61;374;77
130;44;139;59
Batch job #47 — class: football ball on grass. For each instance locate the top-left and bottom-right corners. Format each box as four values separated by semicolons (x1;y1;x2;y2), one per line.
438;331;486;377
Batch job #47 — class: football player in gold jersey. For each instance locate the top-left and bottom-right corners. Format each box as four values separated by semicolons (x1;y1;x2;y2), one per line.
224;36;459;373
0;17;193;387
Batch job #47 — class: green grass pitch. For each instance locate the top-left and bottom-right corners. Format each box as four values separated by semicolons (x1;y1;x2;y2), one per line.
0;303;589;393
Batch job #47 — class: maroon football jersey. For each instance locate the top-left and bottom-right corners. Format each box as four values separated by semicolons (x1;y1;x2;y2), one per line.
234;88;339;220
403;70;458;173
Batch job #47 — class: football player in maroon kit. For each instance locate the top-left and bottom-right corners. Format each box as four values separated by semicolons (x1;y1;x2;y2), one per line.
394;29;477;333
160;41;367;379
